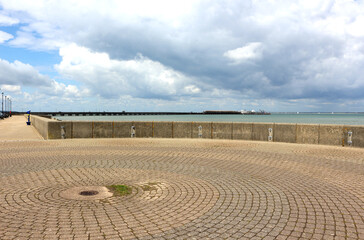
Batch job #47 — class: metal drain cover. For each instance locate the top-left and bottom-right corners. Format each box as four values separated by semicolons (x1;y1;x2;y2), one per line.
80;190;99;196
60;186;112;200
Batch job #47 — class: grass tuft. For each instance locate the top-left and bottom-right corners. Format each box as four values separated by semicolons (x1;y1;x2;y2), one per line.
107;185;132;196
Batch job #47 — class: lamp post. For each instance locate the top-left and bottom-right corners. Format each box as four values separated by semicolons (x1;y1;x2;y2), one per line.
1;91;3;114
4;96;7;115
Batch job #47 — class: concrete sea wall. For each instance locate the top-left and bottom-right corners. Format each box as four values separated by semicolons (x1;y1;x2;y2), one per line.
30;115;49;139
30;115;364;148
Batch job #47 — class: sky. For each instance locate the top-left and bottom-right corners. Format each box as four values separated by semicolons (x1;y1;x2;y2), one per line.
1;0;364;113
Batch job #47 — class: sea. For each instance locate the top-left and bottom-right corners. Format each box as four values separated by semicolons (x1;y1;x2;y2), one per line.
55;113;364;125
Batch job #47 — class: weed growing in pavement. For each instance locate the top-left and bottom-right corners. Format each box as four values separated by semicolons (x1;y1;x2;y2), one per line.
107;185;132;196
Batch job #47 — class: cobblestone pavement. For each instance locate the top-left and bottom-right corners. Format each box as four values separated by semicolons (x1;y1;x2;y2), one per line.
0;138;363;240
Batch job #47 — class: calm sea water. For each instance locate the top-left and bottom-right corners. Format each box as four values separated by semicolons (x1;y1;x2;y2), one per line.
55;113;364;125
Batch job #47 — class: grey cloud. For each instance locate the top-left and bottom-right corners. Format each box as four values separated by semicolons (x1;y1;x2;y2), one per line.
70;1;363;102
0;59;52;86
0;58;87;101
2;0;364;109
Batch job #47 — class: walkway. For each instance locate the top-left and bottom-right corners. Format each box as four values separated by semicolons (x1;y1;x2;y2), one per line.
0;138;363;239
0;115;43;140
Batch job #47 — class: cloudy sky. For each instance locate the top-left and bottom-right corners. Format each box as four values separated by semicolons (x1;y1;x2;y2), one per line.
1;0;364;112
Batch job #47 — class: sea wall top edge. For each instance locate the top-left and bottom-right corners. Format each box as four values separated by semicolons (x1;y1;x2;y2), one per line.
49;118;364;127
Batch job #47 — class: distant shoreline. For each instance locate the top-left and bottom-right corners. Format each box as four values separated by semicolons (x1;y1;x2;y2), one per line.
12;111;364;116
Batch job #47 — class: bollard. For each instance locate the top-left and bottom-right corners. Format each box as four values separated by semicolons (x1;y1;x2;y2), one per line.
348;131;352;146
268;128;273;142
198;125;203;138
131;126;136;138
26;110;31;125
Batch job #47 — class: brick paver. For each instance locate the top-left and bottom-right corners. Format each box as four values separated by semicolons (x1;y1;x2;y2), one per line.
0;138;363;239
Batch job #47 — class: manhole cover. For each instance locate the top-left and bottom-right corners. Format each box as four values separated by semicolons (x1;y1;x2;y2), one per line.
60;186;113;200
80;190;99;196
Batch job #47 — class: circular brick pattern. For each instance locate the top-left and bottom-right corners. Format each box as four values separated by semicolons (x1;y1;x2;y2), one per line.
0;138;363;239
0;168;219;239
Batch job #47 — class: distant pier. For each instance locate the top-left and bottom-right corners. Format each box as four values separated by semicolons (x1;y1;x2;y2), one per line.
13;110;270;116
18;111;202;117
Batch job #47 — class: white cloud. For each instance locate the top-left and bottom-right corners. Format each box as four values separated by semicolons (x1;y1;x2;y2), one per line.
55;44;199;99
224;42;263;64
41;80;89;98
0;31;13;43
7;26;65;50
0;12;19;26
347;16;364;37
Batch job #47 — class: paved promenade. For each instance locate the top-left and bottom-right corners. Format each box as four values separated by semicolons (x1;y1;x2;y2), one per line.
0;115;43;140
0;118;363;239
